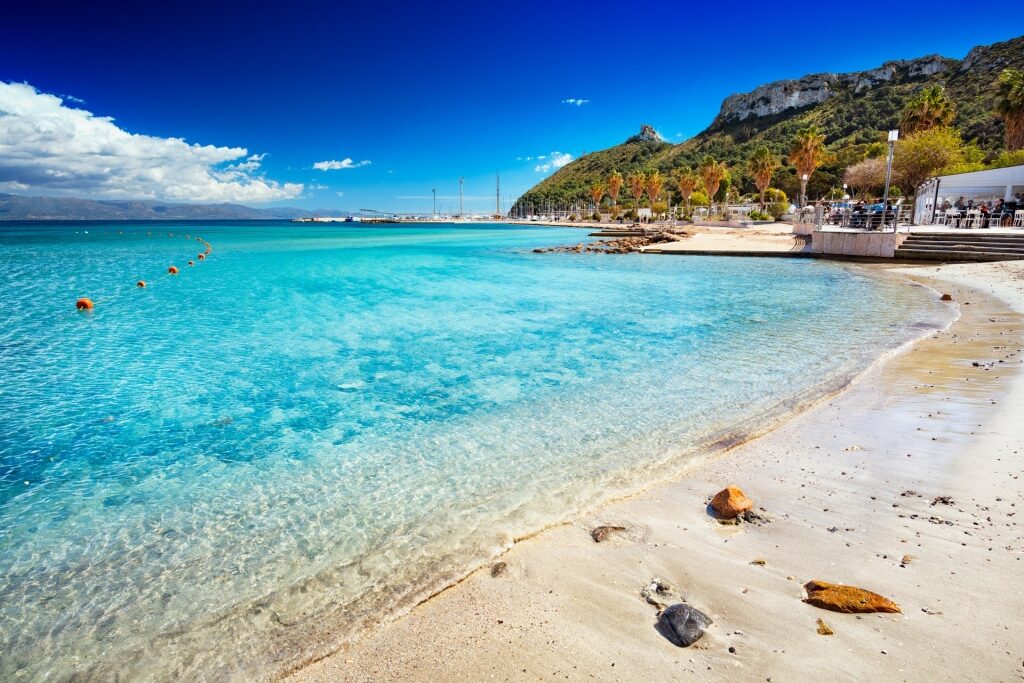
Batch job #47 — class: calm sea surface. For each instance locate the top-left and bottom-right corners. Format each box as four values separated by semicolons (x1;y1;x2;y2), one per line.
0;222;949;679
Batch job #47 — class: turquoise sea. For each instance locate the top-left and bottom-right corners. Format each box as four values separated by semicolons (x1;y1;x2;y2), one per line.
0;222;950;679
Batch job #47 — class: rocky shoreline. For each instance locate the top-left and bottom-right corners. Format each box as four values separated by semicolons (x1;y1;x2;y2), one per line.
532;231;690;255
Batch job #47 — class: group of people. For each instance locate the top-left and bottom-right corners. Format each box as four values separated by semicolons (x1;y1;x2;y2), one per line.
939;193;1023;227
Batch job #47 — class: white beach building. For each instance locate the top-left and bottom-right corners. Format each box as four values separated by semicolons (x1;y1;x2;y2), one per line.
914;164;1024;225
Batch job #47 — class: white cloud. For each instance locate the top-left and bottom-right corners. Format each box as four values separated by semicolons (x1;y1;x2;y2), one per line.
561;98;589;106
313;158;371;170
307;183;328;191
226;153;266;172
0;82;303;202
534;151;574;173
336;191;345;197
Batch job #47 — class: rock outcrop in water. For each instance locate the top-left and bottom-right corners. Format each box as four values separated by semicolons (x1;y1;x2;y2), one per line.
533;232;688;255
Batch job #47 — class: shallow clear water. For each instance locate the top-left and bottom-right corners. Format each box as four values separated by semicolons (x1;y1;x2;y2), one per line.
0;222;949;680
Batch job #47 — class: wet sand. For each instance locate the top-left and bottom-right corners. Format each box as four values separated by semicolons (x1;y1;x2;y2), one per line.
289;261;1024;682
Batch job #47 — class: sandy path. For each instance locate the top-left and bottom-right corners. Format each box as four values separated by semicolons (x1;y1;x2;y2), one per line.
290;261;1024;682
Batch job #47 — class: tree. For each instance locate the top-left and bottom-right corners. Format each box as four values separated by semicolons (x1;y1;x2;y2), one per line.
994;68;1024;151
899;85;957;135
892;127;968;196
698;156;728;218
674;169;699;211
607;171;624;208
788;126;826;207
843;157;887;198
746;146;778;210
588;182;605;211
627;171;646;211
645;171;664;213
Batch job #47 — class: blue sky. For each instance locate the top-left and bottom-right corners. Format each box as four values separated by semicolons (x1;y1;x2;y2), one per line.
1;1;1021;213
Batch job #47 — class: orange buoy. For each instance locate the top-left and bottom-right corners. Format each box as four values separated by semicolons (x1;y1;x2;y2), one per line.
197;253;205;260
76;297;95;310
188;260;195;266
168;265;180;274
137;280;146;288
204;248;211;254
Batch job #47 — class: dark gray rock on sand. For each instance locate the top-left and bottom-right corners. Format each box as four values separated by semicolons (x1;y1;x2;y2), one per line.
590;525;626;542
656;603;712;647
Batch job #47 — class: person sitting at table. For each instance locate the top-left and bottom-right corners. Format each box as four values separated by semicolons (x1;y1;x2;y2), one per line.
954;196;967;210
941;199;952;210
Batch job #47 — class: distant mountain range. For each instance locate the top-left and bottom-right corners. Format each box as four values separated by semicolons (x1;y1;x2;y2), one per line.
0;194;352;221
513;34;1024;213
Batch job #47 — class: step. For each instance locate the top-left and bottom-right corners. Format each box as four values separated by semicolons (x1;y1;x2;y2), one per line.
907;233;1024;242
893;249;1024;262
898;242;1024;253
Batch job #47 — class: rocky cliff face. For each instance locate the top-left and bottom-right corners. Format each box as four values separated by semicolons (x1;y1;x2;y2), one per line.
712;55;952;125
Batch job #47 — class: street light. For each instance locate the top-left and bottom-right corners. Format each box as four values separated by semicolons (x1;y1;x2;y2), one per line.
881;129;898;231
800;174;809;209
842;183;848;200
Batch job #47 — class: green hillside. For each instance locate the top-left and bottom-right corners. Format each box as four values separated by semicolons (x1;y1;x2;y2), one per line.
512;34;1024;214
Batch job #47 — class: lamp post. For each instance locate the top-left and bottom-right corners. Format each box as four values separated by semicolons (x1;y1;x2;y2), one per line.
800;174;809;209
842;183;848;200
881;129;898;231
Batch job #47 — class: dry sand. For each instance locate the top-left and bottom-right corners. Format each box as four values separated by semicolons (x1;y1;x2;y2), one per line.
290;260;1024;683
648;225;803;254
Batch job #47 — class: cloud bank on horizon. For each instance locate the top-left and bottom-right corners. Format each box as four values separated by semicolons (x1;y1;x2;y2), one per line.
0;82;304;203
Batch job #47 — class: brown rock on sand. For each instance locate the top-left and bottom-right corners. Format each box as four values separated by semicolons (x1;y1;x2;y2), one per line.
590;525;626;543
710;486;753;519
803;580;901;614
816;618;834;636
941;293;954;301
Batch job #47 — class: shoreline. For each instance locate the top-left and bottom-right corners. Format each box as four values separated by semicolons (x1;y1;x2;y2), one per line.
289;260;1024;682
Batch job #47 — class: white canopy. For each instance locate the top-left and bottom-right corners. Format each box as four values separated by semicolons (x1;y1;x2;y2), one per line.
915;164;1024;224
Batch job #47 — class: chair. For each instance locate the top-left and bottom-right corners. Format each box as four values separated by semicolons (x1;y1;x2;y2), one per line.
1014;210;1024;228
962;210;982;229
944;209;960;228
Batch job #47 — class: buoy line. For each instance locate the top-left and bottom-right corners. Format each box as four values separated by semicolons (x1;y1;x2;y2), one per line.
76;231;215;311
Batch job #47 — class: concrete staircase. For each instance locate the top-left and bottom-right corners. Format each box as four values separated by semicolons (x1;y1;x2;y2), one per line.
894;231;1024;261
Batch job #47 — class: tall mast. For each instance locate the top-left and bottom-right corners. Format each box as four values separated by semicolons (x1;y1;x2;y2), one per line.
458;177;464;218
495;172;500;216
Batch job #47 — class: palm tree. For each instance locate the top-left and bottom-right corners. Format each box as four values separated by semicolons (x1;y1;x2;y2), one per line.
899;85;957;135
607;171;624;209
674;169;699;213
627;171;646;216
747;146;778;210
588;182;605;213
645;171;664;218
698;156;727;218
995;68;1024;151
788;126;826;207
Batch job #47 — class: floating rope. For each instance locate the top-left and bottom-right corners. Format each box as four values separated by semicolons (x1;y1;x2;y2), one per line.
76;230;215;310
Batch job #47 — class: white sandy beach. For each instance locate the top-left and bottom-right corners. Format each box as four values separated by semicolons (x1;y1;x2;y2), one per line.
290;260;1024;682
